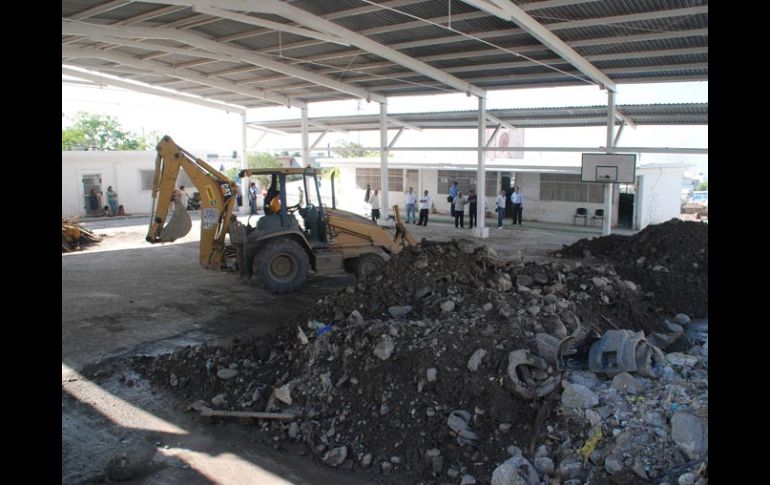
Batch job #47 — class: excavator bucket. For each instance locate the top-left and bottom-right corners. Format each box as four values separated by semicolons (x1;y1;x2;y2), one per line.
159;199;192;242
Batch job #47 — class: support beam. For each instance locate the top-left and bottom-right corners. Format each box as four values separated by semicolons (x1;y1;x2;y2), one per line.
61;46;304;108
192;4;351;46
486;113;516;131
613;122;625;147
311;130;328;150
246;125;289;136
388;127;405;149
603;91;615;236
68;0;130;20
61;20;386;104
240;113;249;214
486;125;501;148
387;117;422;132
474;96;489;239
142;0;486;98
457;0;615;90
61;66;246;114
301;107;310;167
615;110;636;129
380;102;390;220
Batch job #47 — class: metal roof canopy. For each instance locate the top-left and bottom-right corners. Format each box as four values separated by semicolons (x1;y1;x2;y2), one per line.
62;0;708;109
249;103;708;133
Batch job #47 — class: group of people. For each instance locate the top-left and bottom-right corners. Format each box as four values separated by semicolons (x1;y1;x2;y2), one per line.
364;182;524;229
88;186;126;217
366;185;433;226
447;181;480;229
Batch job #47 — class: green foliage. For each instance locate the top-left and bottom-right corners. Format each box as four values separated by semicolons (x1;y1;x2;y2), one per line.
333;140;377;158
61;112;149;151
246;152;282;187
321;167;340;180
695;181;708;191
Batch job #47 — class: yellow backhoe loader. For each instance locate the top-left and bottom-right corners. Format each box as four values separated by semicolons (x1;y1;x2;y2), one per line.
146;136;416;293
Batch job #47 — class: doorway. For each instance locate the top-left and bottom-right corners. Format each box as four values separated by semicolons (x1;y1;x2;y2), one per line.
501;173;513;217
82;174;103;216
617;184;635;229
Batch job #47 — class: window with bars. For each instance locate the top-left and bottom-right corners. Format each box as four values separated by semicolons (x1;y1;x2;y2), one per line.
355;168;403;192
438;170;498;194
540;173;604;203
140;170;155;191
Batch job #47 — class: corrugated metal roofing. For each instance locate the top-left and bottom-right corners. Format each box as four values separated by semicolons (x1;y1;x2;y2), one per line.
62;0;708;110
250;103;708;132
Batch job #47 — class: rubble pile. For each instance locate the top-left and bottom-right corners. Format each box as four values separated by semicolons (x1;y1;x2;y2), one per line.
135;240;708;484
558;219;708;317
62;218;101;252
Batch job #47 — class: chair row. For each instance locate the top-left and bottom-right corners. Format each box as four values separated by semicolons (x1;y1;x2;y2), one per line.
574;208;604;226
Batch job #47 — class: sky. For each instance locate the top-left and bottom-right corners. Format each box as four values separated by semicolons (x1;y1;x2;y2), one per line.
62;76;708;177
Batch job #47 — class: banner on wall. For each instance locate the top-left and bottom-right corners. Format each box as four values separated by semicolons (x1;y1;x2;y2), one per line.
486;128;524;160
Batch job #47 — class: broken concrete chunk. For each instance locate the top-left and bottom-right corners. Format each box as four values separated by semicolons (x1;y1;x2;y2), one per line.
535;333;560;363
274;384;292;405
467;348;488;372
322;446;348;467
561;383;599;409
388;305;413;319
671;412;708;460
440;300;456;312
611;372;643;394
373;335;395;360
516;274;534;287
482;302;493;311
666;352;699;368
426;367;438;382
216;368;239;380
674;313;692;326
211;394;227;408
592;277;608;288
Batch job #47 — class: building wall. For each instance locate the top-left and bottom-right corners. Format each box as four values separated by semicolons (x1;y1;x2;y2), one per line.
62;151;157;217
637;168;684;227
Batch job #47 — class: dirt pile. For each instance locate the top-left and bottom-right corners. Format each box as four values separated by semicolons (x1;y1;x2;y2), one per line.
134;240;707;484
558;219;708;317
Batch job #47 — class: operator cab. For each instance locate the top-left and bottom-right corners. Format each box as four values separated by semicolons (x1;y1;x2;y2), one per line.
240;168;328;244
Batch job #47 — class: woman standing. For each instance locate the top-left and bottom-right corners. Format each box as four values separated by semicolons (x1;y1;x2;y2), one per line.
106;186;118;215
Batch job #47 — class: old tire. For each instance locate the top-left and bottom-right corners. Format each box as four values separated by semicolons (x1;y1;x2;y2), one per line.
356;253;384;279
253;238;309;294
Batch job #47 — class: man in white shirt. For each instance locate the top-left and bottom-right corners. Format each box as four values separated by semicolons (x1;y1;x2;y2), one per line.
495;190;506;228
405;187;418;224
510;186;523;225
369;189;381;223
417;190;431;226
177;186;190;210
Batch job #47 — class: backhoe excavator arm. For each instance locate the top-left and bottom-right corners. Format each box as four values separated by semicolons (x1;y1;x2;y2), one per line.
146;135;239;270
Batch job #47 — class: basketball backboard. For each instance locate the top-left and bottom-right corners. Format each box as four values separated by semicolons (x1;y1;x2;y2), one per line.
581;153;636;183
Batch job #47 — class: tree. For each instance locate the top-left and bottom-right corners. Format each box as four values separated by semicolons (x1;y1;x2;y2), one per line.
333;140;377;158
245;152;282;188
695;181;708;191
62;112;149;151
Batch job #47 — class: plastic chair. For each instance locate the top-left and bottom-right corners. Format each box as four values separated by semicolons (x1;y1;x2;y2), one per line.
573;207;587;226
591;209;604;226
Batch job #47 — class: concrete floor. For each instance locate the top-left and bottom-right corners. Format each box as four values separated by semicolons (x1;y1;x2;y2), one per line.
62;211;612;484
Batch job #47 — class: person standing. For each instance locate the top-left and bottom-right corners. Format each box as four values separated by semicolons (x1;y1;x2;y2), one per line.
405;187;417;224
453;191;467;228
467;190;477;229
496;189;506;229
364;184;372;203
510;186;523;225
449;181;459;217
298;186;304;207
370;189;381;224
418;190;431;226
248;182;258;214
106;186;118;215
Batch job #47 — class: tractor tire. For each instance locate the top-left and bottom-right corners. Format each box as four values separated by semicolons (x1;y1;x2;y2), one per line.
356;253;384;279
253;238;310;294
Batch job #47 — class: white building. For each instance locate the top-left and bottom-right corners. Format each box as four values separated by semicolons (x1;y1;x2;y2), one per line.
319;158;691;230
62;150;206;218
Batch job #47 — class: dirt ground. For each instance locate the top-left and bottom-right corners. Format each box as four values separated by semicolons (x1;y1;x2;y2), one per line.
61;213;606;484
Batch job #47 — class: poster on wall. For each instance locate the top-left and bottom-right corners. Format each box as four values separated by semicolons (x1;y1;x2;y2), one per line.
486;128;525;160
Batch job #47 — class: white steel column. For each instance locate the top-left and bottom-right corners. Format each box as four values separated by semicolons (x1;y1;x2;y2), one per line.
474;96;490;238
603;91;615;236
301;107;309;167
240;112;248;214
380;102;389;221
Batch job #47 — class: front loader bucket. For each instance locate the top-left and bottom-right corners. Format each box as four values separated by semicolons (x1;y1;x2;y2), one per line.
159;199;192;242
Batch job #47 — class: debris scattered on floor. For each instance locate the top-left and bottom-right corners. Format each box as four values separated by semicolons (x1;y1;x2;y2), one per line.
62;218;102;252
135;226;708;484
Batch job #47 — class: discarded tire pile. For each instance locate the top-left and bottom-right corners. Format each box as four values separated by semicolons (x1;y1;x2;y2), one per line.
136;240;708;485
558;219;708;317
